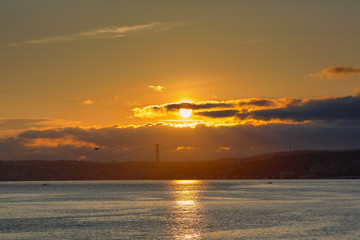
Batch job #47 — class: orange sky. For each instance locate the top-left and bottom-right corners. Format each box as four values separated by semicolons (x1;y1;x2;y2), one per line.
1;1;360;161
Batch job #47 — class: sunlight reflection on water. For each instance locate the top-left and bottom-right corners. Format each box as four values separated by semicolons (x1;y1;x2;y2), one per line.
1;180;360;239
168;180;207;240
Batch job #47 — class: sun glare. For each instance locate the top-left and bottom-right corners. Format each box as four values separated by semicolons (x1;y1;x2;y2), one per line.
179;108;192;118
172;180;200;184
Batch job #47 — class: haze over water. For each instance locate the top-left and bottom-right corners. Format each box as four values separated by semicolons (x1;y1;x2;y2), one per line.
1;180;360;239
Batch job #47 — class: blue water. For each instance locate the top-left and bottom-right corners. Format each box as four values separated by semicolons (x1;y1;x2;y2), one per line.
1;180;360;239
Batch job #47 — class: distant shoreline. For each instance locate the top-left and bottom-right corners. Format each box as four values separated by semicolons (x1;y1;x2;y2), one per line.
1;149;360;181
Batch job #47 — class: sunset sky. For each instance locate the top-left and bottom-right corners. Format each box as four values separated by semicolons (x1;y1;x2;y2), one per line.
1;0;360;161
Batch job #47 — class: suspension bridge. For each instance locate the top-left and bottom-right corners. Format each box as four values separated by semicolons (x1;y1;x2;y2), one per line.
95;144;192;162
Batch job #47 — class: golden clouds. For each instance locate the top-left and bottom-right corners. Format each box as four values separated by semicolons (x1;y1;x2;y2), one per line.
131;98;300;126
3;109;360;161
82;99;95;105
132;106;168;119
131;95;360;127
217;146;230;152
177;146;195;151
26;137;97;148
148;85;166;93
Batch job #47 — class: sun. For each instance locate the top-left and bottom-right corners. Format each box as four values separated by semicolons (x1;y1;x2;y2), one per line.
179;108;192;118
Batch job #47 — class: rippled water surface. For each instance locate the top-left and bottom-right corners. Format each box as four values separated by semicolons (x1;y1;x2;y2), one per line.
1;180;360;239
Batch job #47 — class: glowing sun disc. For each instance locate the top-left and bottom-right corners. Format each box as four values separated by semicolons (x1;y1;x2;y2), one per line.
179;108;192;118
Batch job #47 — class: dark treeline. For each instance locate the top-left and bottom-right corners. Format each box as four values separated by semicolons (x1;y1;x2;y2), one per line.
1;150;360;181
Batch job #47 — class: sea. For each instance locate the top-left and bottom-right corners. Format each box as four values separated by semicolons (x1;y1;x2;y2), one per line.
1;180;360;240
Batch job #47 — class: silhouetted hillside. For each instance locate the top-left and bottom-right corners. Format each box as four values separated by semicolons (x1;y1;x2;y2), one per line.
1;149;360;180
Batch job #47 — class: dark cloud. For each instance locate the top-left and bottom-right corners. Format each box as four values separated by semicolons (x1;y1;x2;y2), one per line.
0;118;79;132
0;135;97;161
19;127;86;139
238;99;274;107
196;110;239;118
165;102;233;111
164;99;277;111
310;66;360;79
0;119;49;130
19;129;63;139
0;137;27;153
239;96;360;122
2;122;360;161
325;66;360;74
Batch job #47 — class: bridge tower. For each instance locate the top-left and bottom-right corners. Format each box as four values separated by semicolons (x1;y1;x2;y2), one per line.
155;144;160;162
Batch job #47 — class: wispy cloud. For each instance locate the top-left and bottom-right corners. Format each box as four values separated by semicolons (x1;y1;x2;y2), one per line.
9;22;183;46
82;99;95;105
148;85;166;93
176;146;195;151
309;66;360;79
217;146;230;152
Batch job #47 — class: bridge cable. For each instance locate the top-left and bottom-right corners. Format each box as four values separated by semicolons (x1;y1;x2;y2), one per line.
159;144;193;161
94;144;155;162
